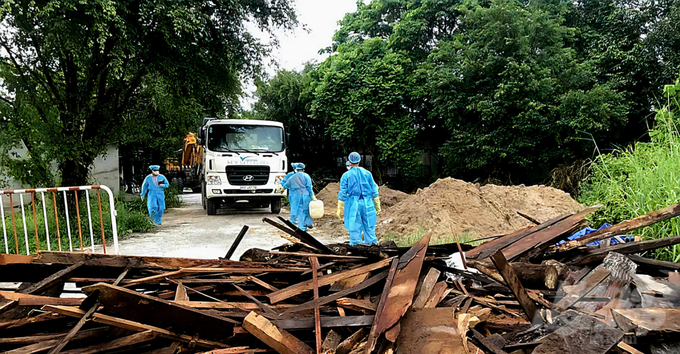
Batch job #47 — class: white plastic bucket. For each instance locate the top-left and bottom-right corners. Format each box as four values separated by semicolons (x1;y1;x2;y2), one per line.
309;200;324;219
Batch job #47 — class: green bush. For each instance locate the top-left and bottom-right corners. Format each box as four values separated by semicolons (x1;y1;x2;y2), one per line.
578;80;680;262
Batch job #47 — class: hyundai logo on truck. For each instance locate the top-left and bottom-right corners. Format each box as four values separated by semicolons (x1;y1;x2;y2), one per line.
243;175;254;182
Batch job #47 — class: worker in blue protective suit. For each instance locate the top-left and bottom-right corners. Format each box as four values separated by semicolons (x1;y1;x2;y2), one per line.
282;163;317;231
277;163;300;224
140;165;169;225
337;152;381;245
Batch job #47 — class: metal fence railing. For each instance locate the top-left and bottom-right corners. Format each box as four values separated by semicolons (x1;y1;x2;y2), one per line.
0;185;119;255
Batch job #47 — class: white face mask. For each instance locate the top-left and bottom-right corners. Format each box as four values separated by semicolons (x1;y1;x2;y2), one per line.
152;171;159;176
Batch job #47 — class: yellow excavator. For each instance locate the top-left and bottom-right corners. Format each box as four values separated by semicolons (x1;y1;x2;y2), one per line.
165;133;203;192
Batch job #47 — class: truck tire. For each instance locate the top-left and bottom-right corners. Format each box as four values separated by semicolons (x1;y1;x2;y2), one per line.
271;198;282;214
201;183;206;210
207;198;217;215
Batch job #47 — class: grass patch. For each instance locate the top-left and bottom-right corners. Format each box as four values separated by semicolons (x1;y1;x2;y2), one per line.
578;80;680;262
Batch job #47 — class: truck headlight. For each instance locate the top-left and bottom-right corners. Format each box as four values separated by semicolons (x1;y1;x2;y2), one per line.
274;175;286;185
207;176;222;185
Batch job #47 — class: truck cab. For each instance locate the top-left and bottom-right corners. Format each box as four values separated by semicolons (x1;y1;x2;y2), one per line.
198;118;288;215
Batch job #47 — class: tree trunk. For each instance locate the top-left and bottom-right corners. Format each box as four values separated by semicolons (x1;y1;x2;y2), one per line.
60;158;93;187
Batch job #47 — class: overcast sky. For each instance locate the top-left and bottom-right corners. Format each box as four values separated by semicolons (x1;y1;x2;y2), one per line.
240;0;358;109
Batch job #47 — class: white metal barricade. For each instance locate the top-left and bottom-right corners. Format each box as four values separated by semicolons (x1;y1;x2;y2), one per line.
0;185;119;255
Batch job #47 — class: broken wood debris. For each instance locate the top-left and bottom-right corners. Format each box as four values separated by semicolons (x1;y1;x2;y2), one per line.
3;203;680;353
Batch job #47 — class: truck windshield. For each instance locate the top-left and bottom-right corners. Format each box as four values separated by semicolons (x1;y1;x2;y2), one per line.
207;125;284;153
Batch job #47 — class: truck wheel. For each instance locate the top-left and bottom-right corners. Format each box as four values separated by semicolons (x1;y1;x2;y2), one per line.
271;198;282;214
201;183;206;210
207;199;217;215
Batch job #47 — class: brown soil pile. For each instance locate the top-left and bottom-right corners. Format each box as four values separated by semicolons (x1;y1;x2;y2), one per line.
376;177;583;242
314;183;410;238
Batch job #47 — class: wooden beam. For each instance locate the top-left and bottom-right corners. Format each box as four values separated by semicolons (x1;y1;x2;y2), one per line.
502;207;598;261
268;257;394;304
371;231;431;345
81;283;237;338
423;281;449;308
412;268;440;309
310;257;322;354
0;291;83;306
224;225;250;260
555;267;610;311
242;311;314;354
43;305;226;348
336;328;367;354
364;259;399;354
611;308;680;336
565;201;680;248
283;271;388;315
490;250;539;322
60;330;157;354
0;328;108;345
571;235;680;265
274;316;374;330
270;251;368;260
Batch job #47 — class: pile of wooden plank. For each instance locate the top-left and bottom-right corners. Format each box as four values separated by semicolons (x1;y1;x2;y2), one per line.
1;211;680;354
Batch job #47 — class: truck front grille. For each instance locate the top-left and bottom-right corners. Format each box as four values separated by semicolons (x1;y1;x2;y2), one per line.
226;166;270;186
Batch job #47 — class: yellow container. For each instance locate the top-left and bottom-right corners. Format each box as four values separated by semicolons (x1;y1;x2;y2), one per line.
309;200;324;219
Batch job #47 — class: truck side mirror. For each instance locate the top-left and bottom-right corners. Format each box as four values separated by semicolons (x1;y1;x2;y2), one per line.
285;133;290;148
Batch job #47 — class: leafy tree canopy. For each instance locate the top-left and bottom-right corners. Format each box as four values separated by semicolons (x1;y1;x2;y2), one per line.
0;0;297;187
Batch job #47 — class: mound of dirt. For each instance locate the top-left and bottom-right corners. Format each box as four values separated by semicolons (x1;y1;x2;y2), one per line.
314;182;410;238
376;177;584;242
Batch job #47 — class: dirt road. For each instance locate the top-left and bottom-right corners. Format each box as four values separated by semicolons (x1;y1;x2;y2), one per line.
115;193;346;260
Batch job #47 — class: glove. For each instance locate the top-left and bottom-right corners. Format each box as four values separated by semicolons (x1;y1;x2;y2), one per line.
312;195;317;201
140;195;145;202
275;185;284;193
373;197;381;215
336;201;345;219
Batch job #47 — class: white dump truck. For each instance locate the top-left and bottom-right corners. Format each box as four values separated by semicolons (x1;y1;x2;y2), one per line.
197;118;288;215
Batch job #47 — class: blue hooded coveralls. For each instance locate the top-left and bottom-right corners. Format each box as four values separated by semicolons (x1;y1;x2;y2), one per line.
281;171;297;224
283;171;314;231
140;174;169;225
338;166;379;245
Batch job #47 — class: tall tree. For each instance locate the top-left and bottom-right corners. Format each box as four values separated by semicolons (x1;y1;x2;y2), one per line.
0;0;297;187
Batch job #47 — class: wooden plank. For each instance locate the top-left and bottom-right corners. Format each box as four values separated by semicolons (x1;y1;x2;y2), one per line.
43;305;226;348
172;301;295;310
364;258;399;354
270;251;368;260
232;284;277;316
276;216;336;254
336;328;366;354
0;328;108;345
564;202;680;248
268;257;394;304
329;273;369;292
371;232;431;344
412;268;440;309
34;251;294;270
532;315;623;354
60;330;157;354
0;291;83;306
310;257;322;354
395;308;465;354
20;262;84;295
247;276;280;292
224;225;249;260
467;214;572;259
336;298;377;313
242;311;314;354
571;235;680;265
283;271;388;314
423;281;449;308
627;254;680;271
555;267;610;311
0;253;35;265
617;342;645;354
274;316;374;330
81;283;236;338
502;207;598;261
471;329;507;354
611;308;680;336
490;250;539;322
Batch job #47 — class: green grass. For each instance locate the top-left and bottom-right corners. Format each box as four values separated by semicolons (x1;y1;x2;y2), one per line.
1;185;181;255
381;228;484;247
577;81;680;262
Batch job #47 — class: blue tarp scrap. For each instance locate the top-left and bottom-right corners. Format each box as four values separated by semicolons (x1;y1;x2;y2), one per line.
556;223;635;246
